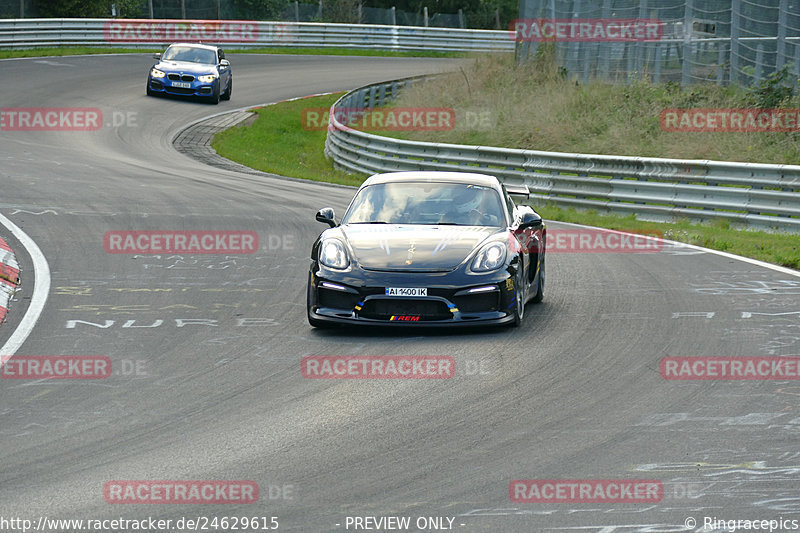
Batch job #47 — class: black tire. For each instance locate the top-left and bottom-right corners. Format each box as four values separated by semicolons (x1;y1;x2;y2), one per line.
146;81;155;96
221;78;232;100
510;266;526;327
207;85;220;105
532;253;545;304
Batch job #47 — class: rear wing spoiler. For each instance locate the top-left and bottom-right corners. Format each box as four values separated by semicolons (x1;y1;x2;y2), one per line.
504;184;530;198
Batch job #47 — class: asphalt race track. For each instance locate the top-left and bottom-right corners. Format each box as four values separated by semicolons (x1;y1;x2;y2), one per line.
1;53;800;533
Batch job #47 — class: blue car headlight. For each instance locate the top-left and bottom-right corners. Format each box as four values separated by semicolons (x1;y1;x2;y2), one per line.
319;239;349;270
151;68;166;79
197;74;216;83
471;242;507;272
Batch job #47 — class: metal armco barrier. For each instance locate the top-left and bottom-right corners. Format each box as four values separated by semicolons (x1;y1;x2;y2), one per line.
325;78;800;232
0;18;514;52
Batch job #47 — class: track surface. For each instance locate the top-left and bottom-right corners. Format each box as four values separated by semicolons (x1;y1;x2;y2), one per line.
1;53;800;533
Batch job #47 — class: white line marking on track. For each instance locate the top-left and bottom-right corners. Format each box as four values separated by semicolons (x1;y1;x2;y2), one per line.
0;212;51;358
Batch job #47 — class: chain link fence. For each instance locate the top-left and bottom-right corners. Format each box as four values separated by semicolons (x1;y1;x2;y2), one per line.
0;0;474;28
516;0;800;87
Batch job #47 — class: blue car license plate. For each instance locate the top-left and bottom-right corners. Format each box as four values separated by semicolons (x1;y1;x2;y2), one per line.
171;81;191;88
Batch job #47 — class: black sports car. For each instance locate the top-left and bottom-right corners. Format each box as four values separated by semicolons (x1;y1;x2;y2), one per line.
307;171;546;328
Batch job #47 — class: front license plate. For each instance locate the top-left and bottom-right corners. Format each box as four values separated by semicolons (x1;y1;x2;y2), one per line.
171;81;192;88
385;287;427;297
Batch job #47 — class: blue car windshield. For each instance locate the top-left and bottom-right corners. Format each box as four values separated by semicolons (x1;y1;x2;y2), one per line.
162;46;216;64
342;182;506;226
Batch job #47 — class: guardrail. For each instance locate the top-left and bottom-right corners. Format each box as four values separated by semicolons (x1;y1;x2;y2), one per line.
0;18;514;52
325;78;800;232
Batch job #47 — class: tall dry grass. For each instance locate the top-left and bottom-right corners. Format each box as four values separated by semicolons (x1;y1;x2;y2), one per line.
391;52;800;164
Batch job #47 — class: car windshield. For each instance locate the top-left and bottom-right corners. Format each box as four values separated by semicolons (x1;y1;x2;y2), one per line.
342;181;506;226
162;46;216;64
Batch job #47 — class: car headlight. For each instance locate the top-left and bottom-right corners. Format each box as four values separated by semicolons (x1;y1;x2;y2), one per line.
150;68;166;79
197;74;216;83
472;242;507;272
319;239;349;270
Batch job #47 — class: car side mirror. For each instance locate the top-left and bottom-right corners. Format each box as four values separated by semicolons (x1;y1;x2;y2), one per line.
220;59;230;69
316;207;337;228
519;211;543;230
153;53;161;60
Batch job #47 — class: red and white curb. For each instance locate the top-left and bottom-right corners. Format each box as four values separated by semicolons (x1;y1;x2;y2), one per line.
0;235;20;324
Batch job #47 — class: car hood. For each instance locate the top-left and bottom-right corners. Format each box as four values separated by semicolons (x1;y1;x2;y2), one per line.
337;224;501;271
154;60;217;75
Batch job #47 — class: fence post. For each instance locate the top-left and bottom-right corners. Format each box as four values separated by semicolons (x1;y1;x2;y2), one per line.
495;8;500;30
681;0;693;86
19;0;23;17
777;0;788;69
391;6;396;25
755;44;764;85
181;0;186;19
295;1;299;22
423;6;428;26
458;8;465;29
654;42;662;83
634;0;648;77
730;0;740;85
716;44;725;84
317;0;322;20
148;0;153;18
598;0;611;80
795;45;800;90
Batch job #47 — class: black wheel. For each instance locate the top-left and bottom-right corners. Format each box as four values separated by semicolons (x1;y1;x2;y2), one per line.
307;274;331;329
221;78;232;100
207;85;220;105
510;266;526;327
146;81;155;96
532;253;545;304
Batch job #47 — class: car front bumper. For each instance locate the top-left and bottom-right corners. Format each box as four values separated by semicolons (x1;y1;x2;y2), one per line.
308;265;519;327
148;76;218;97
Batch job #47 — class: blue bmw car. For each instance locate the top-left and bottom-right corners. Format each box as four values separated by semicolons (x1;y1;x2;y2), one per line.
146;43;232;104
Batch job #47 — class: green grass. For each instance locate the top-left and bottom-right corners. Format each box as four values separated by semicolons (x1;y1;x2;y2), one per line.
0;46;464;60
211;94;800;270
211;93;365;187
0;47;162;59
